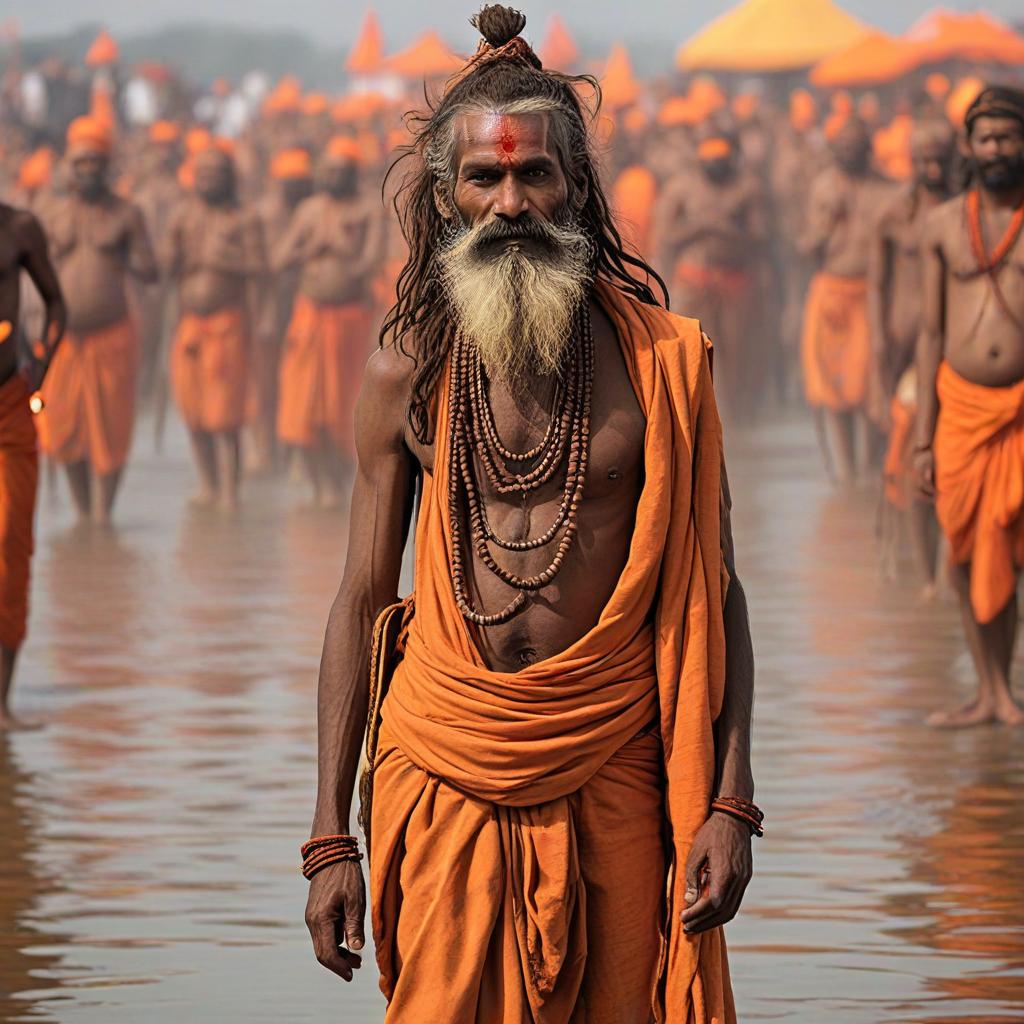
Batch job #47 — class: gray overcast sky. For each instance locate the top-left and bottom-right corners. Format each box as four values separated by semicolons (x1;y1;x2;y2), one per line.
9;1;1024;47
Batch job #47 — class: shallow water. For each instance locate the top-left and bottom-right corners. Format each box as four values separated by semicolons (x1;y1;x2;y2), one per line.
2;411;1022;1023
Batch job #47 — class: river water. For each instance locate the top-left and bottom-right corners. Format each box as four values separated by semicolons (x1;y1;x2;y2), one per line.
1;411;1022;1023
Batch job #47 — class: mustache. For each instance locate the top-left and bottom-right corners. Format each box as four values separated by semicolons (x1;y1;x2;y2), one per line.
464;214;578;255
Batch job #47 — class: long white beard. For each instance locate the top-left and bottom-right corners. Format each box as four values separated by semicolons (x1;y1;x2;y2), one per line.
439;216;592;383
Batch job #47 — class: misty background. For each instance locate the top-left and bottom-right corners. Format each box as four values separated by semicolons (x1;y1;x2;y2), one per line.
7;0;1024;86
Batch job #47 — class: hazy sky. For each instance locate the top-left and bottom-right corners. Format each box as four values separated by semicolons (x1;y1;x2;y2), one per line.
9;0;1024;47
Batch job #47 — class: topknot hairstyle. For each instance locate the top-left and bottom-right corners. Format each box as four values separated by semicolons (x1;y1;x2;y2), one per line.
381;4;667;444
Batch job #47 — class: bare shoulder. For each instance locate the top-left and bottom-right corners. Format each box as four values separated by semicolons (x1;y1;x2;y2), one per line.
357;339;417;450
9;205;44;243
876;183;914;232
923;193;964;251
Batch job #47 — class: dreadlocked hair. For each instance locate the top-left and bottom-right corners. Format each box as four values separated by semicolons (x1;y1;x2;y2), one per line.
380;4;668;445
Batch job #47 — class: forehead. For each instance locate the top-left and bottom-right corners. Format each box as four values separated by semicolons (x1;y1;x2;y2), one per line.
971;115;1024;139
454;111;554;161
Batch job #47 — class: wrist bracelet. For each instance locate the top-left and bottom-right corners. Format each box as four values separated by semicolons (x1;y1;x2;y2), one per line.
301;834;362;880
710;797;764;838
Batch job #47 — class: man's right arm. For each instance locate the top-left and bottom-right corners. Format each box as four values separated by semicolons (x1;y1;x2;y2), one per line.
304;343;418;981
913;211;946;497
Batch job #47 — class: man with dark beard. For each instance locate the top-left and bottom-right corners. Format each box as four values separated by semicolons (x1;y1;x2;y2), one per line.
870;121;956;595
915;87;1024;728
301;7;757;1022
800;117;894;482
274;137;384;506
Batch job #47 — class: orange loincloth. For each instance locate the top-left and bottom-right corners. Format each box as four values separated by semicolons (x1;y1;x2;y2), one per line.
801;272;871;411
934;362;1024;623
883;368;918;511
371;280;732;1023
171;307;249;433
36;317;138;474
674;261;751;299
0;375;39;651
277;295;373;454
613;164;658;257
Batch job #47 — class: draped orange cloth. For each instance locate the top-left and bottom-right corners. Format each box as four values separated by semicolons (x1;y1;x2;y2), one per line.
277;295;372;454
371;280;732;1023
612;164;658;257
37;317;137;474
171;307;249;433
801;272;871;410
934;362;1024;623
884;393;915;511
0;376;38;652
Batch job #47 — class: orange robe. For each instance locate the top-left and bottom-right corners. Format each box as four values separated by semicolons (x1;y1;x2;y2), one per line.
883;368;917;511
171;307;249;433
36;317;137;474
371;281;733;1023
276;295;372;454
934;362;1024;623
0;376;39;651
801;272;871;411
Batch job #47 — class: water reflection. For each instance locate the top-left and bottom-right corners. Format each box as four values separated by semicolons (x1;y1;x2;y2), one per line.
0;413;1020;1021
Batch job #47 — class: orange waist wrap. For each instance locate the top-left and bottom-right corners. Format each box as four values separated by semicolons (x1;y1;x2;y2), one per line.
373;280;731;1022
0;375;38;651
934;362;1024;623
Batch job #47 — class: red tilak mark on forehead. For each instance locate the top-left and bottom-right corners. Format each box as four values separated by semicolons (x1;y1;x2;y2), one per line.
500;133;517;154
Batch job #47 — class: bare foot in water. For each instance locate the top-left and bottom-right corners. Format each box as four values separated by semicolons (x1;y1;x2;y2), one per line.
994;694;1024;726
927;698;996;728
0;711;43;731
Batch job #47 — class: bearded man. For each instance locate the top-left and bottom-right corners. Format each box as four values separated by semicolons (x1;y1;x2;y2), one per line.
915;87;1024;728
302;8;758;1022
870;121;956;594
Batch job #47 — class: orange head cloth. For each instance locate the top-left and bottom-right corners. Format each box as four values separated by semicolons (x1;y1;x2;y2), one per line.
790;89;817;131
697;136;733;161
18;147;54;191
324;135;364;165
824;111;849;142
270;148;313;180
66;116;113;157
947;78;986;131
149;120;180;144
831;90;854;117
185;127;212;155
301;92;329;117
925;73;951;101
731;93;758;122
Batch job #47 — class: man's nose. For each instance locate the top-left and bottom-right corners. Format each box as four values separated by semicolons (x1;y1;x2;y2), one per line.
492;174;528;219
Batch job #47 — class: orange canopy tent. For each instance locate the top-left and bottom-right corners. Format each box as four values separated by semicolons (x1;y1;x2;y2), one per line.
347;10;386;75
811;31;921;87
677;0;872;72
600;44;641;109
538;14;579;70
85;29;119;67
386;30;463;78
905;9;1024;67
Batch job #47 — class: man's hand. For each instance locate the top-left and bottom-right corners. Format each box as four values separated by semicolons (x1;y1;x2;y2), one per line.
912;446;935;500
304;860;366;981
679;812;752;934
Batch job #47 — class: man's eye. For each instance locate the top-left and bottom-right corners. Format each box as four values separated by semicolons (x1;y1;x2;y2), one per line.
525;169;548;179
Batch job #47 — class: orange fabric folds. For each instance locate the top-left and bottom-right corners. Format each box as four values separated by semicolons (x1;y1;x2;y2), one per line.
934;362;1024;623
277;295;372;453
801;272;871;410
0;376;39;651
371;280;731;1022
171;307;248;432
37;317;137;474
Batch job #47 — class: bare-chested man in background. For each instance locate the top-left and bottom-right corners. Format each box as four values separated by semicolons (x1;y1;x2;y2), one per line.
38;116;157;524
166;145;269;510
870;121;956;593
274;137;383;505
800;117;894;482
916;87;1024;728
0;201;65;727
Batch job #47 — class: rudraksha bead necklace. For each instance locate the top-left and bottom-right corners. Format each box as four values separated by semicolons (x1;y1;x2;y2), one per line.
447;301;594;626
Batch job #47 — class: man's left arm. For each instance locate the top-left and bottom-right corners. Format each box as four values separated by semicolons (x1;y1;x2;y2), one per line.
18;210;67;390
680;466;755;935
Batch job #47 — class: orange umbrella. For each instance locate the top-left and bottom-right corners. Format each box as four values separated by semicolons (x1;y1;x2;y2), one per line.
538;14;579;70
85;29;119;67
347;10;385;75
811;30;922;87
600;44;641;110
906;9;1024;67
386;30;463;78
678;0;871;73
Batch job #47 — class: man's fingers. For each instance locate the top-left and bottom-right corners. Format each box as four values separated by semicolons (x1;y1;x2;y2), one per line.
682;873;749;933
344;906;365;952
309;916;357;981
683;849;707;906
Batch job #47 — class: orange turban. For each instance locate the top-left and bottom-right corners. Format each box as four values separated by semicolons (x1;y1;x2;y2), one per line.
149;120;180;144
731;93;758;122
301;92;329;116
824;112;850;141
658;97;700;127
697;137;733;161
947;77;986;131
66;116;113;156
185;127;212;155
790;89;817;131
925;73;951;101
270;148;313;180
831;90;854;116
324;136;364;165
18;147;54;191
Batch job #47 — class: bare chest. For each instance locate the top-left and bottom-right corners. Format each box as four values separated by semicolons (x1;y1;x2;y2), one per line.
51;200;130;260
